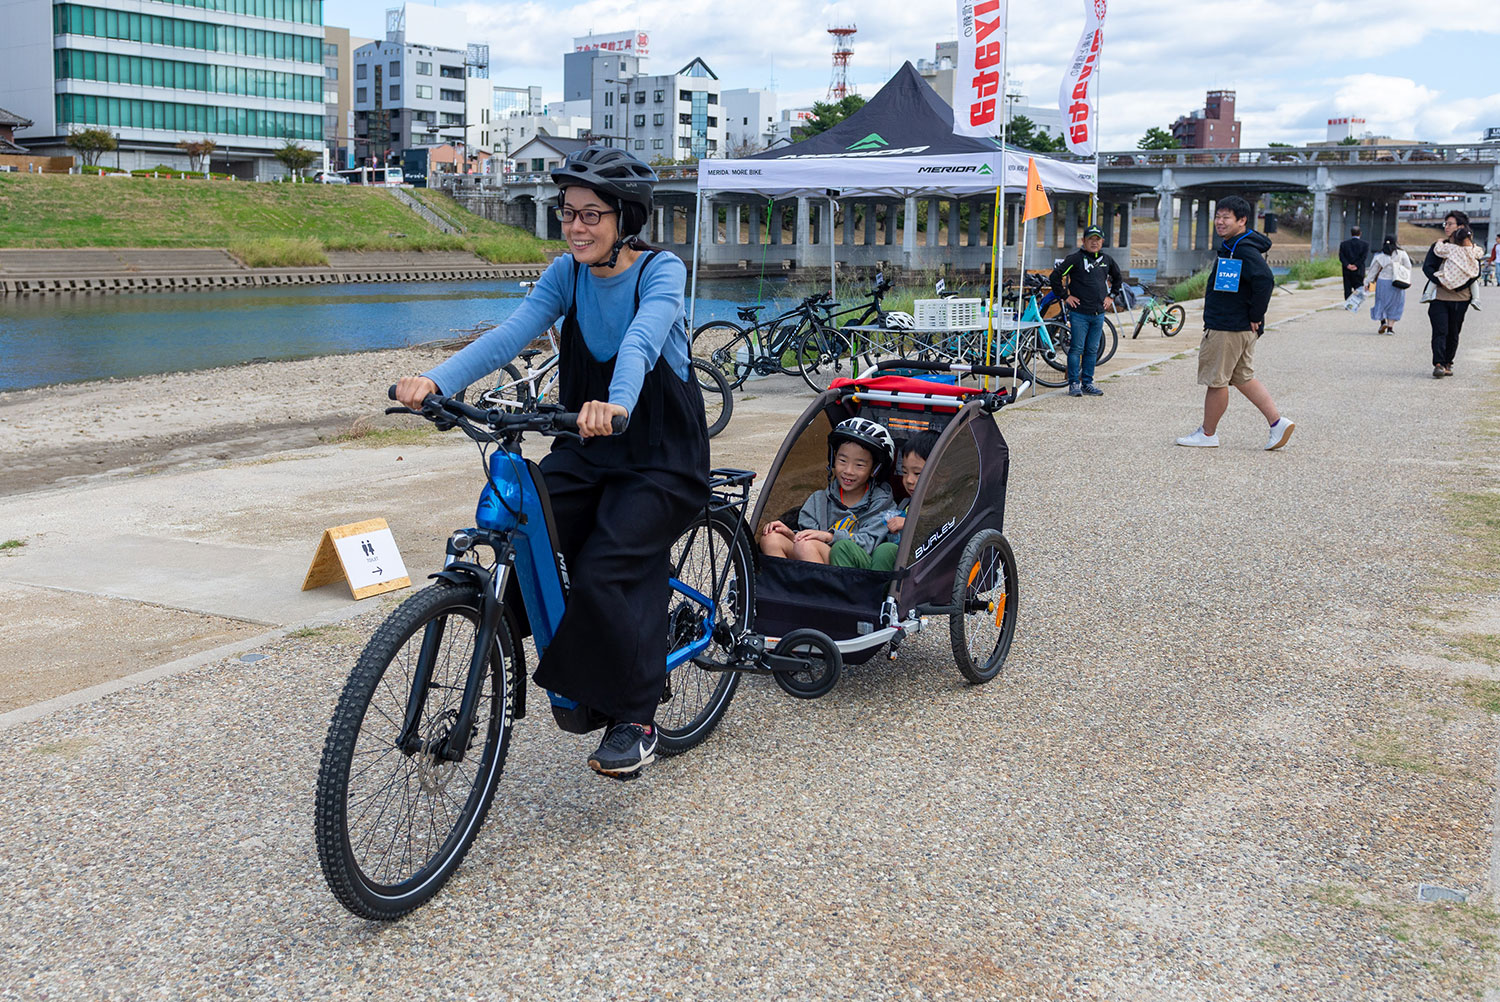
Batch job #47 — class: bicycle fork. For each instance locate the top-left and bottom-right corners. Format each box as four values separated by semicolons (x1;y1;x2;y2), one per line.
396;539;515;764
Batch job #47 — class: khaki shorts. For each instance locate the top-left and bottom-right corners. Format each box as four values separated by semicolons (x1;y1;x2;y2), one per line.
1197;328;1258;387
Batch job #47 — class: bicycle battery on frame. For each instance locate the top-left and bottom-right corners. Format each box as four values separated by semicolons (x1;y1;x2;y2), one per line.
473;450;593;727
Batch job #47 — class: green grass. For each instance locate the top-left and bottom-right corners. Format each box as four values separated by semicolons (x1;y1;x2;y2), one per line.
1167;268;1211;302
0;538;24;550
1283;256;1342;283
0;173;554;262
229;237;328;268
1458;679;1500;714
327;421;440;447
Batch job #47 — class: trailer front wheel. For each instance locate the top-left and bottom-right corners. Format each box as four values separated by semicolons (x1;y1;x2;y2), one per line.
948;530;1019;684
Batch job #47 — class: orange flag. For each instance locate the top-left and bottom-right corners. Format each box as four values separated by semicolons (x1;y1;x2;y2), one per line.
1021;158;1051;221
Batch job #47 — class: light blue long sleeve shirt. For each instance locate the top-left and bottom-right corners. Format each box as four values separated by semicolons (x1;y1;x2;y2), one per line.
423;251;690;415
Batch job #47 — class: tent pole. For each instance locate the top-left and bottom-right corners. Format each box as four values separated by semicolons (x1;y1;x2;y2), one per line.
829;196;837;303
688;186;704;331
997;2;1011;397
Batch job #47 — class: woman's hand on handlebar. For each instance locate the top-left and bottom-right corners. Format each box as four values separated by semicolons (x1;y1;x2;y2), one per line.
578;400;627;439
395;375;438;410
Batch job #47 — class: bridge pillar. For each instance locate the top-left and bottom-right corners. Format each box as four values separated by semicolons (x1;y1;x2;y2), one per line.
1176;196;1192;251
1195;199;1211;251
1156;169;1178;277
948;199;961;249
1044;206;1057;250
969;198;984;248
1063;200;1077;248
1310;168;1331;258
843;201;856;247
728;203;740;247
923;198;937;248
903;197;918;260
534;198;547;239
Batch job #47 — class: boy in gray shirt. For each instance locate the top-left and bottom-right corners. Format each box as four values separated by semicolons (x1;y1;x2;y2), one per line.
759;418;896;568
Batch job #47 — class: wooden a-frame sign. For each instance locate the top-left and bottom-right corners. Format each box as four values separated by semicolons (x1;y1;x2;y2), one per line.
302;518;411;600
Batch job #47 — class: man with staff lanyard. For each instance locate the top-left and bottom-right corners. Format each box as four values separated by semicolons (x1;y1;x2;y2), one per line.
1176;195;1295;450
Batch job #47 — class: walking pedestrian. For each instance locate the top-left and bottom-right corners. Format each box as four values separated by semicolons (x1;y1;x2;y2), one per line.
1176;195;1294;451
1049;224;1122;397
1422;210;1477;379
1485;234;1498;286
1339;226;1370;300
1364;234;1412;334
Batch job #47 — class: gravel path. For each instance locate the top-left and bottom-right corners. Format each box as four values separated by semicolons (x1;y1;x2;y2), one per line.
2;289;1498;1001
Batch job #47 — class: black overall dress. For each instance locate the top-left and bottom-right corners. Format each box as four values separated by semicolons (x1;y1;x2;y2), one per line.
532;251;711;727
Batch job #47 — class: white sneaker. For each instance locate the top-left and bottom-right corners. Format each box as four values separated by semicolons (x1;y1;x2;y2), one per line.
1265;418;1295;451
1176;427;1219;447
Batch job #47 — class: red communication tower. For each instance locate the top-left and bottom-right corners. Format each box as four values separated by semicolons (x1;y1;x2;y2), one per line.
828;25;856;100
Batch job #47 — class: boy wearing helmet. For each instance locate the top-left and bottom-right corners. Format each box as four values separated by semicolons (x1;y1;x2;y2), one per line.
759;418;898;570
394;146;707;781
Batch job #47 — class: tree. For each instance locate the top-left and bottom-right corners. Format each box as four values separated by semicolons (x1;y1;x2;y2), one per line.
1007;115;1065;153
177;138;217;172
1338;136;1360;146
1136;127;1181;150
67;128;116;167
273;139;318;179
796;95;867;139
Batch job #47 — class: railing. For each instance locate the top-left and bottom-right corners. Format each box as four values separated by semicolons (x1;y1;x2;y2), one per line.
1098;143;1500;168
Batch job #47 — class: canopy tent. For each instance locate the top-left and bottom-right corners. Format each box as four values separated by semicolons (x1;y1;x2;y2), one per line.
696;62;1098;199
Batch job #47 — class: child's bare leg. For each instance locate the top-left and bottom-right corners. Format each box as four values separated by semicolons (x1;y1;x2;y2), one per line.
759;532;794;558
792;538;831;563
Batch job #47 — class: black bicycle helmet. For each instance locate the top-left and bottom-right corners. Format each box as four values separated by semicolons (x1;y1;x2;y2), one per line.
551;146;657;266
828;417;895;481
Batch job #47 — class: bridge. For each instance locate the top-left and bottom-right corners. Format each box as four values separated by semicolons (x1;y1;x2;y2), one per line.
438;143;1499;280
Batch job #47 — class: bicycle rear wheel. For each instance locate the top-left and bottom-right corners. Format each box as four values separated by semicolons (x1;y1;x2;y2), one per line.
477;363;533;411
795;329;855;392
1042;320;1071;373
315;582;518;921
691;320;752;389
1163;304;1186;336
660;511;754;754
690;358;734;439
1097;317;1120;364
1026;327;1069;388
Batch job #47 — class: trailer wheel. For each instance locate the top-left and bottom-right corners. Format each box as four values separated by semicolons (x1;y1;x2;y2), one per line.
948;530;1018;684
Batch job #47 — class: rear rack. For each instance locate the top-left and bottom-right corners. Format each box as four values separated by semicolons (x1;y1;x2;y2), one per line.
708;467;756;518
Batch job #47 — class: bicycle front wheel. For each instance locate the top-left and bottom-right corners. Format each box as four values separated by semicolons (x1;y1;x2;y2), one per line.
1042;320;1071;373
660;511;754;754
1027;327;1069;388
315;582;518;921
795;329;855;392
690;357;734;439
691;320;752;388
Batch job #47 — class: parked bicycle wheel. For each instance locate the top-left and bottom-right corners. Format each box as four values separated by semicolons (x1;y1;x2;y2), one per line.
1026;326;1069;388
691;320;753;389
477;363;534;411
660;510;754;754
690;357;734;439
1042;317;1118;372
1098;317;1120;364
315;582;519;921
1162;304;1186;336
795;328;855;392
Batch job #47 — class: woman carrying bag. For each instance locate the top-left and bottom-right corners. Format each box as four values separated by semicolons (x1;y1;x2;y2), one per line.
1364;235;1412;335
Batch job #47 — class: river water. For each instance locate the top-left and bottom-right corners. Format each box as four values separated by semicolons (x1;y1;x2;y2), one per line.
0;276;810;392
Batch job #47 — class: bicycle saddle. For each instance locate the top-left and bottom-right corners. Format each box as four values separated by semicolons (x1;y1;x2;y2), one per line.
736;305;766;321
517;348;543;362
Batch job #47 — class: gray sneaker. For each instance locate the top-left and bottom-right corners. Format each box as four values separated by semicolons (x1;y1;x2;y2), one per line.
588;722;657;780
1068;382;1082;397
1081;384;1104;396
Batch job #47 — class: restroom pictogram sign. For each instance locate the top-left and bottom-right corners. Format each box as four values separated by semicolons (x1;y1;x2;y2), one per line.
301;518;411;600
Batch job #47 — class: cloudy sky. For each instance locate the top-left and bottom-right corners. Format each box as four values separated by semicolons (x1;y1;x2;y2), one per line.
324;0;1500;148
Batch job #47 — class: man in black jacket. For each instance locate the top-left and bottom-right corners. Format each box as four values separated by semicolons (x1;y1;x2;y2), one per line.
1176;195;1295;450
1049;224;1122;396
1338;226;1369;299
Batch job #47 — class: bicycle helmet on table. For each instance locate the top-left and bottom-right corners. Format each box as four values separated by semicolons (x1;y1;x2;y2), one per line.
882;311;916;330
828;417;895;481
550;145;658;268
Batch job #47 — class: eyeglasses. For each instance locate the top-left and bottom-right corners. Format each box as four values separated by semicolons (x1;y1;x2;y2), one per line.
552;207;618;225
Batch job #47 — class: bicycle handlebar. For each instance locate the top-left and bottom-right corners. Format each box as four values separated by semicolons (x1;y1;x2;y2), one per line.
386;386;628;436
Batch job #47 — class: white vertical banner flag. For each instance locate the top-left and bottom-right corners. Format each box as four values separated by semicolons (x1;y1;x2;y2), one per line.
954;0;1009;137
1059;0;1106;155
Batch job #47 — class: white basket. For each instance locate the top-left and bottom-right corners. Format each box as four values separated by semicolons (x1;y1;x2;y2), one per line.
914;298;985;330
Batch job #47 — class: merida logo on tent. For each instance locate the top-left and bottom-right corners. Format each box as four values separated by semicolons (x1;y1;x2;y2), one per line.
846;133;888;151
978;163;993;174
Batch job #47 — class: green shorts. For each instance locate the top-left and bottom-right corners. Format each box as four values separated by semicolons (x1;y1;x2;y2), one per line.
829;539;899;572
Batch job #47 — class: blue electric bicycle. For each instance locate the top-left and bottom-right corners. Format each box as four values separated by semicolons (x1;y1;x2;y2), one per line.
314;389;757;920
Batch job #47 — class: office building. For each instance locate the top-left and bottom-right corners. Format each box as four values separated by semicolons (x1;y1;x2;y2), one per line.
721;87;776;154
916;41;957;107
595;57;722;161
352;8;490;168
322;27;372;170
0;0;327;175
493;85;542;119
1170;90;1241;149
563;31;648;102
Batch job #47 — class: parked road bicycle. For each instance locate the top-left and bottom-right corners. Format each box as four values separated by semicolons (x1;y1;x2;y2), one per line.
1019;272;1121;372
476;331;734;438
315;389;757;920
1131;293;1187;338
692;277;905;392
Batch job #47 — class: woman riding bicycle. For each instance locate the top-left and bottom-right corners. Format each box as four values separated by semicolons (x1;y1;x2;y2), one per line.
394;146;709;780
